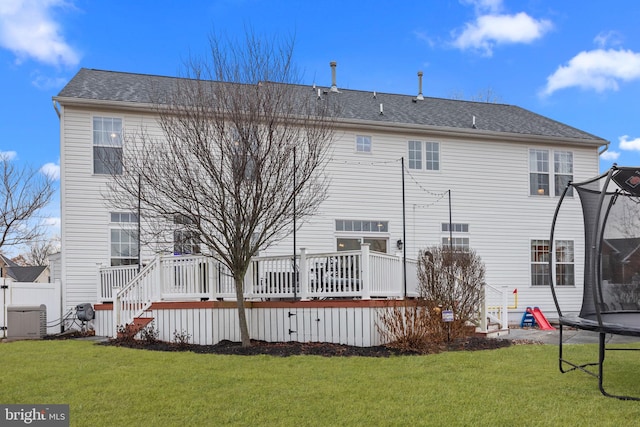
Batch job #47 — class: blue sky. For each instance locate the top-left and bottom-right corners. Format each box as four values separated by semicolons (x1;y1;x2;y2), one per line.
2;0;640;243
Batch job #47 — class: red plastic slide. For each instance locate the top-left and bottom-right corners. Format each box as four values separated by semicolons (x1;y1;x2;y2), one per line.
527;307;556;330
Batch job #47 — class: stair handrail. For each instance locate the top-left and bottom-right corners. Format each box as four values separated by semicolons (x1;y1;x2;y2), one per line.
112;257;160;337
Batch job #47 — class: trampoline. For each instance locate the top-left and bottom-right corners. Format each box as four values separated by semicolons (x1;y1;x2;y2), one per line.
550;165;640;400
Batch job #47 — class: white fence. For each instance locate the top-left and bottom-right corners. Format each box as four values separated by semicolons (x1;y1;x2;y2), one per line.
0;279;62;337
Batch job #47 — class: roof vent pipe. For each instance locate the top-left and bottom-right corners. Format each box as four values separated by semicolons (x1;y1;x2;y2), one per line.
417;71;424;100
330;61;338;92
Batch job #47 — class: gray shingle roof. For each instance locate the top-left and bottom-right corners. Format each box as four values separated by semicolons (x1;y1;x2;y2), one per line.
57;68;607;143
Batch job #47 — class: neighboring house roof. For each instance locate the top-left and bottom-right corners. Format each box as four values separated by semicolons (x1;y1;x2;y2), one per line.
604;238;640;263
6;265;48;282
55;68;607;146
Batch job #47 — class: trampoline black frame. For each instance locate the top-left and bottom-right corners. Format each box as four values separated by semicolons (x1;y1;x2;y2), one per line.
549;165;640;401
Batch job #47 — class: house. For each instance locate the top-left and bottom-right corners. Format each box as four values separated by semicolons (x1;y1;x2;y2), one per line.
0;254;49;283
52;66;607;344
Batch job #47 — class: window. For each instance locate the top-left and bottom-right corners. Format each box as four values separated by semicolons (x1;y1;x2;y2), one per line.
529;149;573;196
335;220;388;233
530;240;550;286
408;141;422;170
356;135;371;153
425;142;440;171
530;239;574;286
442;223;469;233
174;230;200;255
173;215;201;255
442;222;470;250
554;151;573;196
555;240;575;286
337;238;387;253
110;212;138;266
442;237;469;251
408;140;440;170
529;149;549;196
93;116;123;175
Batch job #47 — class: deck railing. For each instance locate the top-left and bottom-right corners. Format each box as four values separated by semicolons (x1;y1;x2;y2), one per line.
112;257;161;335
480;283;510;331
99;244;418;303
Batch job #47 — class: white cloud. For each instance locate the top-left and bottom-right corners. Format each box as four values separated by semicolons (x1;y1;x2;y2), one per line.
0;0;79;67
600;150;619;161
594;31;623;49
619;135;640;151
43;216;61;228
40;162;60;180
461;0;503;14
452;12;552;56
31;73;68;89
0;151;17;160
541;49;640;96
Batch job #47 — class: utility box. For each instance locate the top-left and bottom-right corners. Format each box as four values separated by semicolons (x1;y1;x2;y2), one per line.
7;304;47;340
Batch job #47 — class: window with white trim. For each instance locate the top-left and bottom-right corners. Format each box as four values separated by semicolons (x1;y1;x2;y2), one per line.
529;149;573;196
173;215;201;255
110;212;138;266
441;237;469;251
408;140;439;170
529;149;549;196
554;151;573;196
425;142;440;170
530;239;574;286
94;116;123;175
408;141;422;170
442;222;470;250
356;135;371;153
335;219;389;253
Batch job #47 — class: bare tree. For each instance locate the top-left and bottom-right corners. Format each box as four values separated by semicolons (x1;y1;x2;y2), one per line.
25;236;61;266
448;86;503;103
0;157;55;253
107;31;338;347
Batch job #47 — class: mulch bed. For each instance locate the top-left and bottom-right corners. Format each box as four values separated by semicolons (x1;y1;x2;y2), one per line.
100;336;515;357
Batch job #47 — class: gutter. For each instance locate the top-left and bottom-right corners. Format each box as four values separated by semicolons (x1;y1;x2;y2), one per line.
598;141;610;156
52;100;61;119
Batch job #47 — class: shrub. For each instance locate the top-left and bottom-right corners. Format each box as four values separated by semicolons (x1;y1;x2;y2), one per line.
377;245;485;351
139;322;159;344
172;330;192;348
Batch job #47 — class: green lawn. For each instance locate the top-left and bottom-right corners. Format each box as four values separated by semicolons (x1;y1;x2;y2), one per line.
1;340;640;426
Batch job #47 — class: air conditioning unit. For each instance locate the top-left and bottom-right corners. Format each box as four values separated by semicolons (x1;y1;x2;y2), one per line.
7;304;47;340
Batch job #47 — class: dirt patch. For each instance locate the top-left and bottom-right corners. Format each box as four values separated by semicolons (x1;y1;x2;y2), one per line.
100;336;514;357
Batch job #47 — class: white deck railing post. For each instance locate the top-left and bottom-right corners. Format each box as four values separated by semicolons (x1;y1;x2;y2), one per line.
112;288;121;338
501;285;509;328
299;248;309;300
361;244;371;299
479;284;488;333
208;258;216;300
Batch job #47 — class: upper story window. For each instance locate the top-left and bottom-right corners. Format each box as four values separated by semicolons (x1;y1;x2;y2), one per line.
529;149;573;196
408;141;422;170
356;135;371;153
425;142;440;171
554;151;573;196
93;116;123;175
408;140;439;171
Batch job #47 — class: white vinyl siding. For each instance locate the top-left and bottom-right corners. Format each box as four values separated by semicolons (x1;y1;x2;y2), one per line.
59;102;597;315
